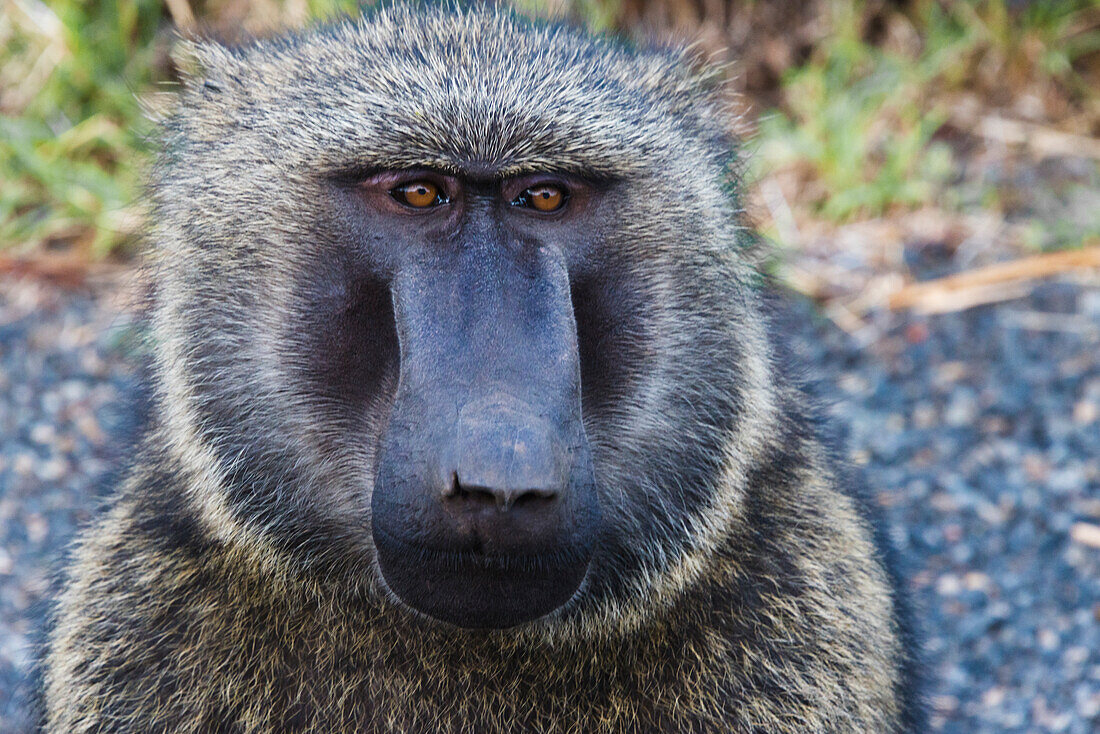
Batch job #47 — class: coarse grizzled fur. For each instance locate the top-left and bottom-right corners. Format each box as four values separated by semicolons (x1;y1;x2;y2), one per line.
43;3;923;732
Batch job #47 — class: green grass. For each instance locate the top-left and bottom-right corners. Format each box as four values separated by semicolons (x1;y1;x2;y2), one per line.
0;0;165;255
753;11;956;221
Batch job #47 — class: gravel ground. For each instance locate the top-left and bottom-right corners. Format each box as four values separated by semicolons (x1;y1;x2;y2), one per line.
1;271;1098;732
0;277;140;731
786;275;1100;733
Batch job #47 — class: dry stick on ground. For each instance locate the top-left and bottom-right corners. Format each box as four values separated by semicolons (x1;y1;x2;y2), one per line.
888;245;1100;314
979;116;1100;161
0;253;126;288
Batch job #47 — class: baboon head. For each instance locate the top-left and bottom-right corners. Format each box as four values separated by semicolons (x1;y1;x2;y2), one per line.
153;5;774;632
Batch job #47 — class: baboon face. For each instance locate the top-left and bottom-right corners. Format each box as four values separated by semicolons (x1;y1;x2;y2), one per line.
158;7;764;631
363;173;600;628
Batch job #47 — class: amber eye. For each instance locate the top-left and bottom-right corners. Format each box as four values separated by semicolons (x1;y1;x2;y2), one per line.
515;184;567;213
392;180;445;208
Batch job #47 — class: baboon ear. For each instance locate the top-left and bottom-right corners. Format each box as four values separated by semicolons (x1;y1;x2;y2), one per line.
172;38;240;95
141;39;238;125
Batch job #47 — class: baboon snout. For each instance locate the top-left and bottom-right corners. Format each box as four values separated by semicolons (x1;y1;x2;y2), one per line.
370;245;599;629
439;397;569;550
372;388;598;629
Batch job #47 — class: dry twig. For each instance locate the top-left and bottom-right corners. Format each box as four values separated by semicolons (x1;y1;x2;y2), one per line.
0;253;125;287
979;116;1100;160
889;245;1100;314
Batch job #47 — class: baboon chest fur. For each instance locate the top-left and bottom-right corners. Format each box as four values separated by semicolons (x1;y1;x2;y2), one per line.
43;5;922;732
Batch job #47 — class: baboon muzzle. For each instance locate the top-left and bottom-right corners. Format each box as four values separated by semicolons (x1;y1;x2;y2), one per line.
372;243;599;629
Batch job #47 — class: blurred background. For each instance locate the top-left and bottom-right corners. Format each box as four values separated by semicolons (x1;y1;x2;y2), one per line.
1;0;1098;731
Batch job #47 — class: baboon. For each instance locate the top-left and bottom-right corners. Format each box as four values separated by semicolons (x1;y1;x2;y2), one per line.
43;4;923;732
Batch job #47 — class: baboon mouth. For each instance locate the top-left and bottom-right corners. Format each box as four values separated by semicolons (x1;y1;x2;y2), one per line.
373;525;592;629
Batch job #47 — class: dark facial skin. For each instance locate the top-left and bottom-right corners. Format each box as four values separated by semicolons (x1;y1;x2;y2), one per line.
357;170;602;629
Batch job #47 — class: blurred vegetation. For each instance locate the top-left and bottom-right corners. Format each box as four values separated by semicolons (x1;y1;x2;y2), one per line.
0;0;360;256
753;0;1100;223
1;0;163;256
1;0;1099;256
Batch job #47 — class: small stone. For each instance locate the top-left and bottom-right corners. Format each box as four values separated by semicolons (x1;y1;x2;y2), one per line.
838;372;869;395
981;686;1006;708
1038;628;1060;651
976;500;1007;525
1077;688;1100;718
30;423;55;445
75;413;106;444
59;379;88;402
911;402;938;428
40;391;62;414
1050;467;1085;494
35;457;67;483
1065;544;1089;568
963;571;994;593
936;573;962;596
944;388;979;426
1077;498;1100;518
1073;400;1099;425
943;523;963;543
1023;454;1051;483
25;513;48;545
930;491;959;512
1064;646;1089;667
933;361;968;385
904;321;929;344
1070;522;1100;549
13;453;34;476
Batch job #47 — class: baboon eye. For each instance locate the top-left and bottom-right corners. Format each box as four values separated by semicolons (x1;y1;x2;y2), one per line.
391;180;446;208
514;184;567;213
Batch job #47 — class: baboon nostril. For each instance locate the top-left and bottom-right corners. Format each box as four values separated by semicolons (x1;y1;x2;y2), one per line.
442;471;460;499
446;474;558;511
510;488;556;509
